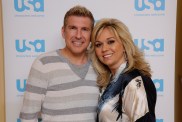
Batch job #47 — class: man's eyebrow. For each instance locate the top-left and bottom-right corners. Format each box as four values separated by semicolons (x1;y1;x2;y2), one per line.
67;25;76;27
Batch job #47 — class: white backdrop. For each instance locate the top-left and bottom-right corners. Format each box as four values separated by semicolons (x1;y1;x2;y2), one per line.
2;0;177;122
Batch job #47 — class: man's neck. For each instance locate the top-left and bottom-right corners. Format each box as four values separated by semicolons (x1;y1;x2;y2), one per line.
60;49;88;65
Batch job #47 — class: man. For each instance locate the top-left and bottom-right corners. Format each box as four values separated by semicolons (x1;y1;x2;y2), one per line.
20;5;99;122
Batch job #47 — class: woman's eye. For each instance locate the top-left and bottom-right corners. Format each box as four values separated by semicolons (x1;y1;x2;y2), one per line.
108;40;115;44
95;43;102;48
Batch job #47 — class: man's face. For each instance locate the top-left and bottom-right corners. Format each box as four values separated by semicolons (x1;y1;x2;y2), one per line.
62;16;92;56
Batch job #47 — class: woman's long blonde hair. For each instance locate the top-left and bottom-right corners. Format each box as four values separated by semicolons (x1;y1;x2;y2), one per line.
89;18;152;88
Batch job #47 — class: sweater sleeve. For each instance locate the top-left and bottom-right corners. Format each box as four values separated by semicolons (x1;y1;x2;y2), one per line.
19;56;48;122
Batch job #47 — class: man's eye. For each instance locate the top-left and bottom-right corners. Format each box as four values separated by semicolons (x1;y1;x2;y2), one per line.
82;27;90;31
71;27;76;29
69;26;76;30
108;40;115;44
95;43;102;48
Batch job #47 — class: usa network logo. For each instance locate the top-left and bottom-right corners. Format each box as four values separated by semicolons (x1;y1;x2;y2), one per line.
156;118;164;122
16;79;26;96
134;38;164;57
17;118;42;122
153;79;164;95
15;39;45;58
14;0;44;17
134;0;165;16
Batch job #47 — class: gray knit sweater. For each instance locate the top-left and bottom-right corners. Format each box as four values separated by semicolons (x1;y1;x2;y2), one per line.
20;50;100;122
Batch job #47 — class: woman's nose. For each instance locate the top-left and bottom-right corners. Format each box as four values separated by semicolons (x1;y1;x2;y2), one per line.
102;43;109;52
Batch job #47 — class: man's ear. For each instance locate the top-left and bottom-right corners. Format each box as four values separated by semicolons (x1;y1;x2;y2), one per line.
61;27;65;39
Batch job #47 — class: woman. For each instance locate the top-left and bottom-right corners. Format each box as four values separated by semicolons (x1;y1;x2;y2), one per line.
90;18;157;122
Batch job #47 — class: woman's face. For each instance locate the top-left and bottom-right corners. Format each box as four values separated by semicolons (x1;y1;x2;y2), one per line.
94;28;125;72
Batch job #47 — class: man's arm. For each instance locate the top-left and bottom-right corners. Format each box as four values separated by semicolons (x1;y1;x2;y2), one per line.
19;57;48;122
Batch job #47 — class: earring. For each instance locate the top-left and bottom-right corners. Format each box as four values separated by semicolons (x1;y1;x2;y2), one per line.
124;51;128;61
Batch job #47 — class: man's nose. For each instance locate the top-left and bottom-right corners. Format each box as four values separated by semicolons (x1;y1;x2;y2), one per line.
76;30;82;39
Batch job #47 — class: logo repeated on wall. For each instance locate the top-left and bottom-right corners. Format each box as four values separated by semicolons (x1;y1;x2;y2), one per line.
16;79;26;97
16;79;164;95
156;118;164;122
15;39;46;58
14;0;44;17
17;118;21;122
134;38;164;57
17;117;164;122
17;118;42;122
16;79;26;93
134;0;165;16
153;79;164;95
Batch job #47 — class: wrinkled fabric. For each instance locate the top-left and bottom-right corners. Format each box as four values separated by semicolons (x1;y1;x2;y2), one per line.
97;64;156;122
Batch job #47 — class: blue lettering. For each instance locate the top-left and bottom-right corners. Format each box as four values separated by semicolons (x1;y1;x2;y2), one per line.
135;0;150;11
16;39;45;52
135;0;165;11
17;118;21;122
14;0;44;12
134;39;150;51
149;0;165;10
134;39;164;52
29;40;45;52
16;79;26;92
156;119;163;122
16;40;31;52
17;118;42;122
148;39;164;52
28;0;44;12
153;79;164;92
14;0;29;12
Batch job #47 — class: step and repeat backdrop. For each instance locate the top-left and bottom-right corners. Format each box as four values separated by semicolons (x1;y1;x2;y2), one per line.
2;0;177;122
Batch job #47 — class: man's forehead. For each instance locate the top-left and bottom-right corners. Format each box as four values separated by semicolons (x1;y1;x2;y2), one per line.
66;16;92;27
